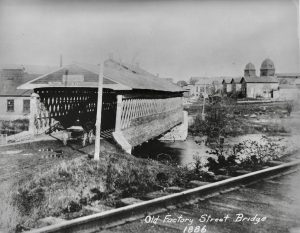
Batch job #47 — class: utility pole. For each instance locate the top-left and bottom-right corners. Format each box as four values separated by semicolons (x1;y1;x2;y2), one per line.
94;60;104;160
202;96;205;120
202;84;208;120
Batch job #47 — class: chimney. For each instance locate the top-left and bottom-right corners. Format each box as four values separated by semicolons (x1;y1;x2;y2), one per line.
63;69;68;84
60;54;63;67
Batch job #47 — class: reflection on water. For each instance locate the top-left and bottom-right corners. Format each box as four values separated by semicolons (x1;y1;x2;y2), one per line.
132;134;300;167
132;136;211;166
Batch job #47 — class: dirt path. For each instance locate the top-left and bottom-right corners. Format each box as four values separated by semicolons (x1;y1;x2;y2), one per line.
0;136;120;194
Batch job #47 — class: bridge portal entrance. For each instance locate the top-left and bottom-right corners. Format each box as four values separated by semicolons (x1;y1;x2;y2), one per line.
33;87;117;138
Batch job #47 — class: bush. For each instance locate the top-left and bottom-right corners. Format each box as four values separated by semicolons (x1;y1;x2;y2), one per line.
172;155;215;186
112;165;158;198
12;187;45;216
189;103;242;138
206;136;286;173
206;144;237;174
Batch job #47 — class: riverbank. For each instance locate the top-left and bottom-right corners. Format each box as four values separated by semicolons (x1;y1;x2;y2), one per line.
0;137;210;232
7;134;298;233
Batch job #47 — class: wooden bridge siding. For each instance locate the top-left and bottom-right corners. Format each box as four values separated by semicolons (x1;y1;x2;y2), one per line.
116;96;183;146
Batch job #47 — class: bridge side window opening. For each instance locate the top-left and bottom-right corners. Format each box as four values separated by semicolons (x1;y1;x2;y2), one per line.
23;99;30;113
7;99;14;112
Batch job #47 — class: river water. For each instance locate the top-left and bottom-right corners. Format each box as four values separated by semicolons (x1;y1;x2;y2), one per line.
132;111;300;166
132;136;211;166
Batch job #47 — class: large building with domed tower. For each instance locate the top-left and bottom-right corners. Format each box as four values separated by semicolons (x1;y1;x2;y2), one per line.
239;58;279;99
184;58;299;100
223;58;300;100
223;59;279;99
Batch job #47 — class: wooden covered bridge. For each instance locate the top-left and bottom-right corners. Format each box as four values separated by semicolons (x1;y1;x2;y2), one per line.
18;59;186;153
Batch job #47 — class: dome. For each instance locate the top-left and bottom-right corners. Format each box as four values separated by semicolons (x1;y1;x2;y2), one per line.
244;62;256;77
244;62;256;70
261;58;275;70
260;58;275;76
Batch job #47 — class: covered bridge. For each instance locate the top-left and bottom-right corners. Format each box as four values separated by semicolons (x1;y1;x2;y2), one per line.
18;59;185;153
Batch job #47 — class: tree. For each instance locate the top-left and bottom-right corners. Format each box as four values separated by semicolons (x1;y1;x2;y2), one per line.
176;80;188;87
286;102;293;116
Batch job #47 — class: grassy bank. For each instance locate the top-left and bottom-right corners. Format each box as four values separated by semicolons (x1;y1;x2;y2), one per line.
4;149;214;232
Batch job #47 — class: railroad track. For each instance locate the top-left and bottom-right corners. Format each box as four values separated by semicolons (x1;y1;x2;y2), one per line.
27;159;300;233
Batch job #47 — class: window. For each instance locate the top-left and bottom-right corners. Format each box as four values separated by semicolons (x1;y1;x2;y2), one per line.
23;99;30;113
7;99;14;112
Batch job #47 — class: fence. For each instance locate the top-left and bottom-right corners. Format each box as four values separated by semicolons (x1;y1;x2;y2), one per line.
0;129;25;135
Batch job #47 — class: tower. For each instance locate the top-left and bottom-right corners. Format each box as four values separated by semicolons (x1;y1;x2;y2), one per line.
260;58;275;76
244;62;256;77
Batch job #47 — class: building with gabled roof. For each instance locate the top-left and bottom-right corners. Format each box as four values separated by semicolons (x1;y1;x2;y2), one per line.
230;77;243;95
240;76;279;98
240;59;279;98
0;67;41;120
223;59;281;99
187;77;213;97
222;77;235;95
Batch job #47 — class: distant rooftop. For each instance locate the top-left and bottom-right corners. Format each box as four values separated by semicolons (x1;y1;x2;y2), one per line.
0;73;39;96
242;76;278;83
276;73;300;78
194;78;213;85
0;64;25;70
0;64;58;75
294;79;300;85
279;84;297;89
0;64;58;96
222;76;241;83
190;76;227;85
230;77;243;83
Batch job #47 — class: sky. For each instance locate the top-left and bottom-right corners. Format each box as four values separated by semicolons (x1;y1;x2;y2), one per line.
0;0;299;82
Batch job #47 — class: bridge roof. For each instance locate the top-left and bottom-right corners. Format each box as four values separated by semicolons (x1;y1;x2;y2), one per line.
18;59;183;93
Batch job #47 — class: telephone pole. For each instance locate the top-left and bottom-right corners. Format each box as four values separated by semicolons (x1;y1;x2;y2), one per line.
94;60;104;160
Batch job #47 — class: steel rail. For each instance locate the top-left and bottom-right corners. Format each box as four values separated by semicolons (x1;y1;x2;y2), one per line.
27;159;300;233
